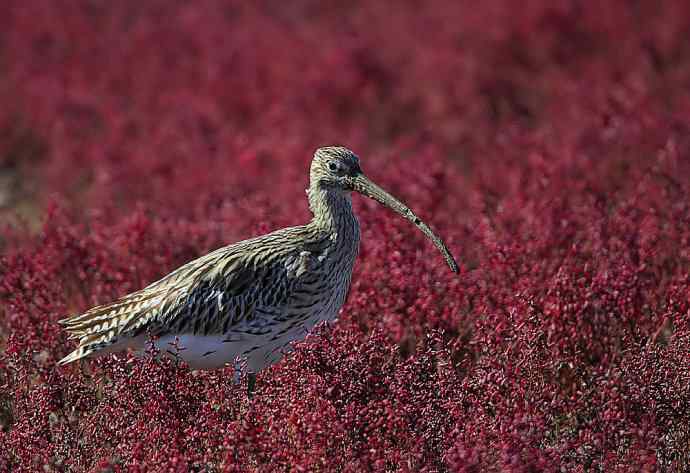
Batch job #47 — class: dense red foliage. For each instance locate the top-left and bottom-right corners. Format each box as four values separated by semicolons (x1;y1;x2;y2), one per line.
1;1;689;471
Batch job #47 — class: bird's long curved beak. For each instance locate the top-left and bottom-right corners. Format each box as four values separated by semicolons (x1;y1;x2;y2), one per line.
352;174;458;273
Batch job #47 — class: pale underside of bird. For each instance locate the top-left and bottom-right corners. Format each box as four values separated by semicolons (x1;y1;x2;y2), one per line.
58;146;458;378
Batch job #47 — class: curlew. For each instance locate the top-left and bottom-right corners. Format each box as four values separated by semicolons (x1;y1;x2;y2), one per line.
58;147;457;390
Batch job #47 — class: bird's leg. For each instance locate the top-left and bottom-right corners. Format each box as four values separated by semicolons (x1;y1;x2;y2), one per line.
247;372;257;398
232;358;256;397
233;360;242;385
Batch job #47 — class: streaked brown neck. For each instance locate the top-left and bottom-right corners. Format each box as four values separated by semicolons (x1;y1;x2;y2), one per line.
307;186;359;242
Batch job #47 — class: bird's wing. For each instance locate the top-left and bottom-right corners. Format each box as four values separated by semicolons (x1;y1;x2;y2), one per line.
58;227;326;364
153;227;332;337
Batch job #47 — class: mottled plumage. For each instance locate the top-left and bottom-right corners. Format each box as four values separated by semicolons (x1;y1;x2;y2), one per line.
58;147;457;375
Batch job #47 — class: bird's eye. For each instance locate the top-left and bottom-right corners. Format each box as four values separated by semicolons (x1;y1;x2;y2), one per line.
328;162;338;172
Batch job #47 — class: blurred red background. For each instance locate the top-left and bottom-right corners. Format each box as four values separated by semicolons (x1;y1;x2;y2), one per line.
1;1;689;471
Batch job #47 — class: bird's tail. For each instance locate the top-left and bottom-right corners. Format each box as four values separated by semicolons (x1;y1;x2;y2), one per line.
57;344;96;366
57;290;164;366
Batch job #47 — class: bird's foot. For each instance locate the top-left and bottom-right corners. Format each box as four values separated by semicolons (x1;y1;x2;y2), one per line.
247;372;256;398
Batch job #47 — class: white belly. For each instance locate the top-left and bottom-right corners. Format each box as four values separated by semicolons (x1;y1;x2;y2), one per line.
143;334;255;370
123;312;336;371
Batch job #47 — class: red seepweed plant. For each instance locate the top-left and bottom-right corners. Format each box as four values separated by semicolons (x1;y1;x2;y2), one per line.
1;0;690;471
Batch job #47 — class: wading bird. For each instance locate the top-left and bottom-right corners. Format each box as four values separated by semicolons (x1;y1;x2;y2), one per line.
59;147;457;391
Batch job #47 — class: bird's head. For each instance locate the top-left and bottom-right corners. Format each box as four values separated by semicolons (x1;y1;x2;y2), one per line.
310;146;458;273
310;146;363;190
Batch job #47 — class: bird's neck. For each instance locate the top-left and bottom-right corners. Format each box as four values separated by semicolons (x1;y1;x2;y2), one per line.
307;186;359;238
